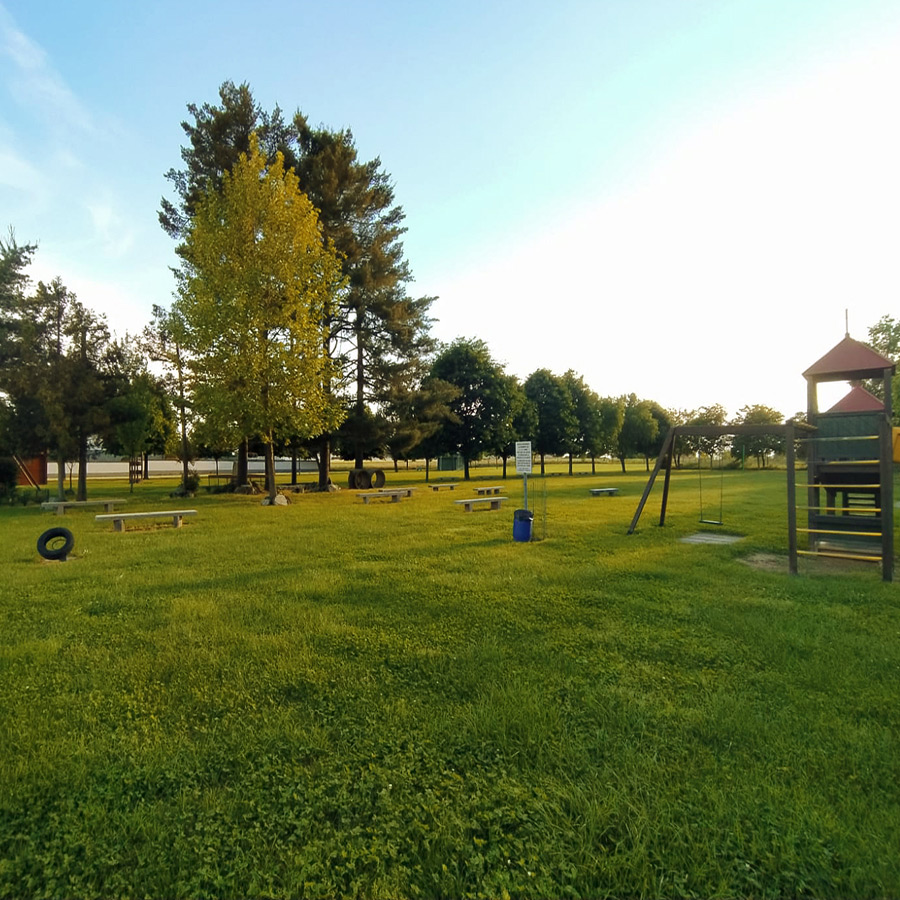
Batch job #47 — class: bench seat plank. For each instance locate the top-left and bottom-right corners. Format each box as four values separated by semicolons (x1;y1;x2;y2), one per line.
96;509;197;532
43;499;125;515
359;489;413;504
454;496;508;511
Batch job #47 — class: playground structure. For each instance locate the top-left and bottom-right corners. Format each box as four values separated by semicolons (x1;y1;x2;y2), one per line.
628;333;895;582
799;335;894;580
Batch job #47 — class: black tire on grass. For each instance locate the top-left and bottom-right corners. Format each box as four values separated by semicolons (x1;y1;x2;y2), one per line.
37;526;74;561
372;469;385;488
355;469;372;490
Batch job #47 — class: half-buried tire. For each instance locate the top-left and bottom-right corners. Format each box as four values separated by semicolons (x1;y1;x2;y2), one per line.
37;526;74;561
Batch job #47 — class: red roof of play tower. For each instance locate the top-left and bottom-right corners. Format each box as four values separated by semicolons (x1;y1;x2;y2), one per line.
803;335;895;382
826;385;884;413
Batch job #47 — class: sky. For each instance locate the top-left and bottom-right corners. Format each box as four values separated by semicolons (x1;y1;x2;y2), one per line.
3;0;900;420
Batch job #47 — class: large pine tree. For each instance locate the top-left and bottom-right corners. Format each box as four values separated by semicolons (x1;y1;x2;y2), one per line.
160;81;435;486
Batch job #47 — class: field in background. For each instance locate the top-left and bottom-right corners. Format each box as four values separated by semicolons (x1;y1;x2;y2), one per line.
1;466;898;898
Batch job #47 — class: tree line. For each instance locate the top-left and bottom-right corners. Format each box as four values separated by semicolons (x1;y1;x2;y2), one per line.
2;81;898;499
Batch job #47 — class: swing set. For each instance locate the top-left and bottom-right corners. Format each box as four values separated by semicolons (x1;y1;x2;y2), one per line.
627;423;800;558
697;451;724;526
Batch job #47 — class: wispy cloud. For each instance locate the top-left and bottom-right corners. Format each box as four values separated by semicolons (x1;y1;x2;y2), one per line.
87;200;135;258
0;3;94;136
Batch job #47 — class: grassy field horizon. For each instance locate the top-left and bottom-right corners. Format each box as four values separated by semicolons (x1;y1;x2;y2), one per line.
2;465;898;898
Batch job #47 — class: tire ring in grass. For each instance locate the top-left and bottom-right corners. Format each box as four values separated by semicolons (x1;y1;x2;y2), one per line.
37;526;74;562
372;469;385;488
355;469;372;490
347;470;357;489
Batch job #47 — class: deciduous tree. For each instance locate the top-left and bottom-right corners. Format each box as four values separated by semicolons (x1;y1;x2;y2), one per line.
429;339;509;480
729;404;784;467
616;395;658;473
174;136;344;502
524;369;578;475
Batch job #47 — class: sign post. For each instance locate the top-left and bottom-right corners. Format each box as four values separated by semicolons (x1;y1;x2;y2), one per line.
515;441;533;508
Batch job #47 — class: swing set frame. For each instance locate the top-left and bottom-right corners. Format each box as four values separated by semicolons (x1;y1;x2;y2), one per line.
628;423;802;570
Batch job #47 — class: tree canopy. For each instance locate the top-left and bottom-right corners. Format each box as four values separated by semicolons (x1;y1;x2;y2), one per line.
174;135;345;500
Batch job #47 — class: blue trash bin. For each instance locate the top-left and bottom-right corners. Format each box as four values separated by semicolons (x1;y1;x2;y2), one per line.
513;508;533;542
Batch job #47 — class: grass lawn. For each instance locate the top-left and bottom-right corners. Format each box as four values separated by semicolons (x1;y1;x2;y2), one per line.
1;464;899;899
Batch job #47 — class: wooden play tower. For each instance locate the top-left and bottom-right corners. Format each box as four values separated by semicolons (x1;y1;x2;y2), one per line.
799;334;895;581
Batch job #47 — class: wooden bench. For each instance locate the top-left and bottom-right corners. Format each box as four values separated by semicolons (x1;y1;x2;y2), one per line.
589;487;619;497
359;489;414;504
42;499;125;515
430;483;458;491
473;486;503;496
455;496;508;512
95;509;197;532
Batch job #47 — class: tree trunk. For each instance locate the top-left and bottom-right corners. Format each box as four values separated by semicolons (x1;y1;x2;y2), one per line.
539;453;546;476
463;457;470;480
236;439;249;486
265;440;277;501
354;321;366;469
501;455;508;479
76;437;88;501
591;455;596;474
143;451;150;479
619;454;627;474
568;454;573;475
317;435;331;489
56;450;66;501
425;457;430;481
175;346;191;491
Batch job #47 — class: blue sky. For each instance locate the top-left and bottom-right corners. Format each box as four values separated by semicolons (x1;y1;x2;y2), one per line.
3;0;900;418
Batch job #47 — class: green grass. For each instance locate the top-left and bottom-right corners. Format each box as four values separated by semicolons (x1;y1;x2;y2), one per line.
1;465;899;898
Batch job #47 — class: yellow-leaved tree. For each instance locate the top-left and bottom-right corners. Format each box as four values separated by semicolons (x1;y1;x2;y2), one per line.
175;134;345;501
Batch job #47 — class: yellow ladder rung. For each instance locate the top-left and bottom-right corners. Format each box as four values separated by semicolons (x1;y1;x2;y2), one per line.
797;550;882;563
819;460;880;465
799;434;879;441
796;506;881;513
806;483;881;489
797;527;882;537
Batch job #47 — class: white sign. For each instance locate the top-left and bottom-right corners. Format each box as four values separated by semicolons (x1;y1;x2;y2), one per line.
515;441;533;474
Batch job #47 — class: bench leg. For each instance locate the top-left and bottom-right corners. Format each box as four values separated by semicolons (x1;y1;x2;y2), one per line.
56;506;65;516
172;516;183;528
391;494;400;502
490;500;500;510
113;519;125;532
